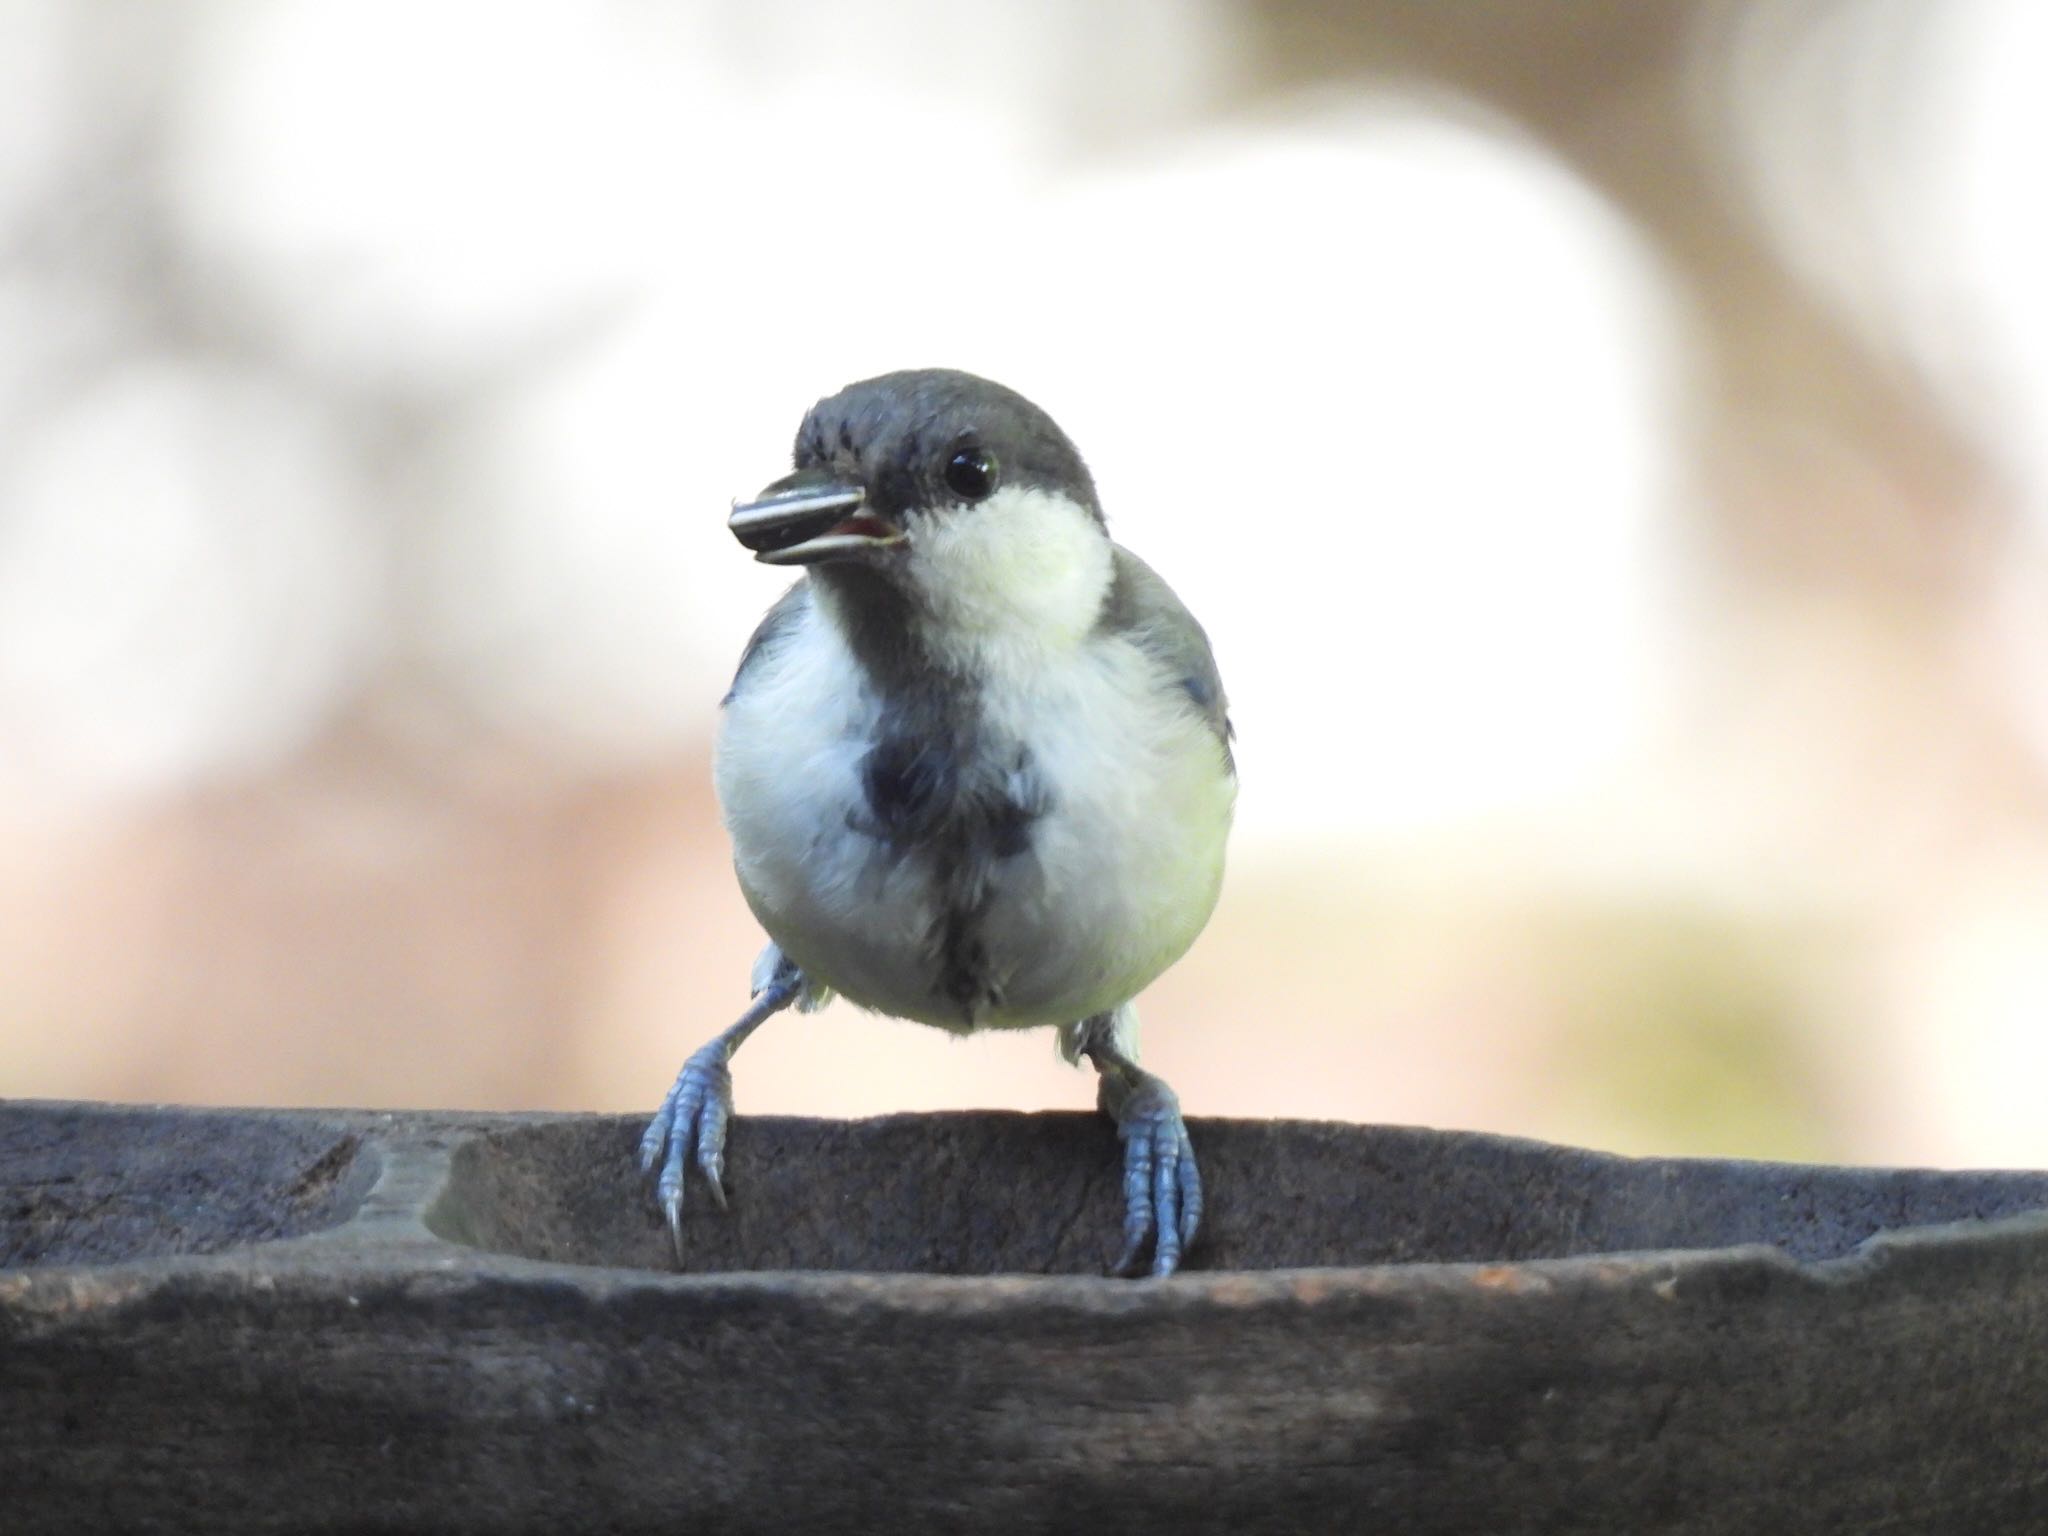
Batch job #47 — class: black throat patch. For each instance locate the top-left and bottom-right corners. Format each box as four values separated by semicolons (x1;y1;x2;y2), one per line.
815;563;1057;1025
849;680;1050;1026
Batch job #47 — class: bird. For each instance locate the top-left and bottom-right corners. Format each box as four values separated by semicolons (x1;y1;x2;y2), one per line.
639;368;1235;1278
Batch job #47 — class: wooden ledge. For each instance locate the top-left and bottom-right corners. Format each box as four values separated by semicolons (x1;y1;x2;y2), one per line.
6;1101;2047;1533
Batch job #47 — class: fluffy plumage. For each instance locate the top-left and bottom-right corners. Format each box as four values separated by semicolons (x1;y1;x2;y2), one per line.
643;367;1234;1278
717;491;1234;1028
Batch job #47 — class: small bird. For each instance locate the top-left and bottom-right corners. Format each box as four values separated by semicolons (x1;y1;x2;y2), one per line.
640;368;1235;1277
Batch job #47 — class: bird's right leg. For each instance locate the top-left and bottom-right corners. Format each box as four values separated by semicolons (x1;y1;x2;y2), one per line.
638;945;811;1265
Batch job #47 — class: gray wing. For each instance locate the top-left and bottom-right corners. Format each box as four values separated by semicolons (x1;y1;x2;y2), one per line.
1100;546;1234;769
722;580;812;706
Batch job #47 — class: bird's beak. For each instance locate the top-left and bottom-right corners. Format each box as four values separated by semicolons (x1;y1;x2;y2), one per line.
727;469;906;566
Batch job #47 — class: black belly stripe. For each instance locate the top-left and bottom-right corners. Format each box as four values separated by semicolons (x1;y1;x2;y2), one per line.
855;727;1050;1024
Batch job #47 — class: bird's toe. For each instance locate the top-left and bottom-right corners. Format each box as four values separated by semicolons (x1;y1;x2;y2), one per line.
1110;1076;1201;1279
640;1044;739;1266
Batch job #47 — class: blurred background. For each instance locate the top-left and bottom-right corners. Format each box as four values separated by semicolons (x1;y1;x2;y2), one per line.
3;0;2046;1169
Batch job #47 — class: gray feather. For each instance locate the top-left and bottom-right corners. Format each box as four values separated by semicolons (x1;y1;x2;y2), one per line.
1098;547;1233;767
722;581;812;706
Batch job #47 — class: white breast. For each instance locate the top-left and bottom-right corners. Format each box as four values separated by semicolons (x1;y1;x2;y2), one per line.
969;638;1234;1025
715;497;1233;1032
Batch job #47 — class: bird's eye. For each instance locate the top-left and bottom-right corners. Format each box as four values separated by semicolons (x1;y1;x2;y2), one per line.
943;447;999;503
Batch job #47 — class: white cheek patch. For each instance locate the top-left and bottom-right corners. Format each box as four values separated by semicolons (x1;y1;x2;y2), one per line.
906;488;1114;655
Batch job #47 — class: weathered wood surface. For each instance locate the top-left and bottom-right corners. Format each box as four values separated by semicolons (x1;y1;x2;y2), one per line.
5;1100;2048;1533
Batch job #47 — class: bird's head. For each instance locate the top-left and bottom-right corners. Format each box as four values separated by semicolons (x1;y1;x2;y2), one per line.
731;369;1101;567
728;371;1113;645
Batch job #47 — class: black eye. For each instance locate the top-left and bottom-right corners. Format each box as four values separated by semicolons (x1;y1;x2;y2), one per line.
943;447;998;502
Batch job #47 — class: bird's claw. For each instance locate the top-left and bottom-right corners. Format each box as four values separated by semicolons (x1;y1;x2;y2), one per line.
1110;1075;1203;1278
637;1043;738;1266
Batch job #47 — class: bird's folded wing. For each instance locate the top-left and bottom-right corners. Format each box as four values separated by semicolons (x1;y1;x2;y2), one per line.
1100;545;1233;763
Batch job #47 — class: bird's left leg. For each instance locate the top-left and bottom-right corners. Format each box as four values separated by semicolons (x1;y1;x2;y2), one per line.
1061;1006;1203;1279
638;944;817;1264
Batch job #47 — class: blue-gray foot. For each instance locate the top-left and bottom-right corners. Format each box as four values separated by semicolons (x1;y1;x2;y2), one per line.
1082;1038;1202;1278
638;958;802;1265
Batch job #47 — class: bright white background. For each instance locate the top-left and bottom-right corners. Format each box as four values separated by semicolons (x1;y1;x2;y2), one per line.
4;0;2047;1169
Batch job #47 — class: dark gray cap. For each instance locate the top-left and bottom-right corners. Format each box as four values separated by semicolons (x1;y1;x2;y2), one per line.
794;369;1103;525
